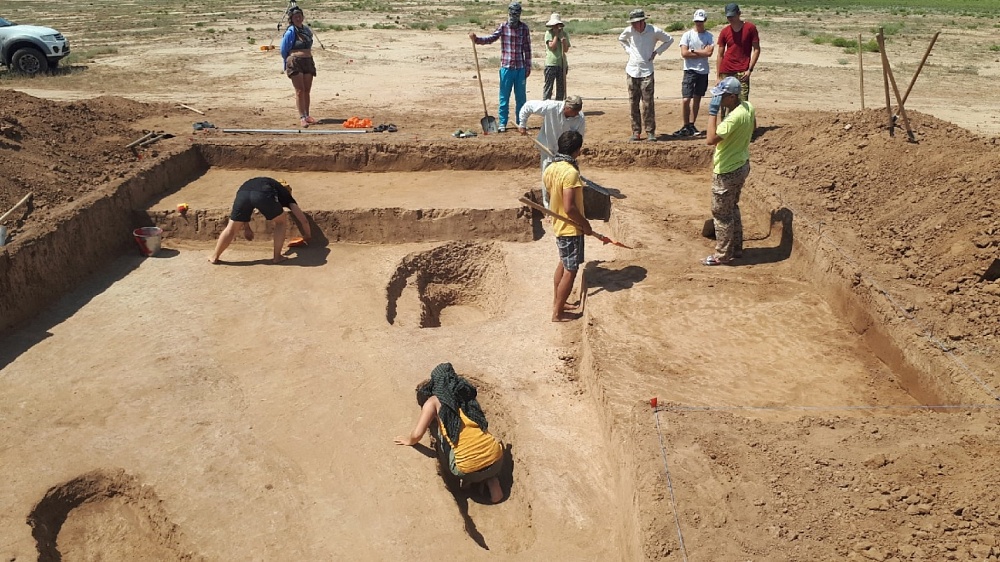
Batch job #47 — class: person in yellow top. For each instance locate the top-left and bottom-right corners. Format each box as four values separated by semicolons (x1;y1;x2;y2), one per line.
395;363;505;503
544;130;592;322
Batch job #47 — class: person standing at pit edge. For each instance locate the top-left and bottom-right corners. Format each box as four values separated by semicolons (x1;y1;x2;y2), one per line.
281;5;318;128
618;9;674;142
703;77;755;266
518;94;586;208
673;9;714;137
209;177;311;265
542;13;570;101
545;130;592;321
470;2;532;133
716;3;760;102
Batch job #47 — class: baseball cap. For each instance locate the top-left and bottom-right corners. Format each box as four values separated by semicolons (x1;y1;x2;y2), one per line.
710;77;741;96
693;9;707;22
725;3;741;17
628;9;647;23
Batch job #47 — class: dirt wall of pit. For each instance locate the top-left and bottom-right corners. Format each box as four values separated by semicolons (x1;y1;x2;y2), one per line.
196;141;713;172
740;174;991;406
0;148;206;336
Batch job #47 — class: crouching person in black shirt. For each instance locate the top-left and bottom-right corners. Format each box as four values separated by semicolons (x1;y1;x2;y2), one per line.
209;177;311;264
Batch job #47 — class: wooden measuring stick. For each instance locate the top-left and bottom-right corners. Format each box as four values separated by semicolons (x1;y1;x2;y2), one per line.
877;32;894;137
877;34;915;142
900;31;939;110
857;33;865;110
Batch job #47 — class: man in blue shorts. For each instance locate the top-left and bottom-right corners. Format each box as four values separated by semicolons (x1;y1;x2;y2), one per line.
209;177;311;264
543;130;592;321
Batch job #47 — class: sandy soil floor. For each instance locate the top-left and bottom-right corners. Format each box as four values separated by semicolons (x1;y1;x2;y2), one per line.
2;4;1000;561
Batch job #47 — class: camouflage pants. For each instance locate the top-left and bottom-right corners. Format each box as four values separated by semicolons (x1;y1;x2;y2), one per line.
711;161;749;260
627;74;655;134
719;71;751;101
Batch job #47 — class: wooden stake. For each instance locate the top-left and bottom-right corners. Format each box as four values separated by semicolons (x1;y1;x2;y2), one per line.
878;36;915;142
877;31;894;136
177;104;205;115
857;33;865;110
900;31;939;109
0;193;33;224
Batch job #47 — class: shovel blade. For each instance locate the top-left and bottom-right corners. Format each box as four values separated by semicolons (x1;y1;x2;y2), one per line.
481;115;499;134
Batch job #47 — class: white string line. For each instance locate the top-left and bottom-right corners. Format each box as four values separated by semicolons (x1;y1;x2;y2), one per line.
655;402;1000;413
652;408;689;562
776;196;1000;402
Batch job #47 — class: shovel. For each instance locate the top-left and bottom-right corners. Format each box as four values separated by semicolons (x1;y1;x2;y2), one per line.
528;137;613;197
519;197;633;249
472;41;499;134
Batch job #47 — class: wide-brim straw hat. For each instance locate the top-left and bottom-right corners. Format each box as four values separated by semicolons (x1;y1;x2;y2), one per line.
546;13;564;27
628;9;647;23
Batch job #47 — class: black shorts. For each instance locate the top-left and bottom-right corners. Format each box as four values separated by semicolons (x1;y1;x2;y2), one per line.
682;70;709;98
230;189;284;222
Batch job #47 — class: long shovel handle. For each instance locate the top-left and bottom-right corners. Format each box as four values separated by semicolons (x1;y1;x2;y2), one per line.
518;197;633;249
528;137;614;197
472;41;490;118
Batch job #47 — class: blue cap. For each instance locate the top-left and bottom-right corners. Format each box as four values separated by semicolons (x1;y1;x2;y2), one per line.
710;77;742;96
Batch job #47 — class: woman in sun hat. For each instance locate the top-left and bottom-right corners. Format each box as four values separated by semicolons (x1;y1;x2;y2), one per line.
280;5;319;128
543;12;571;101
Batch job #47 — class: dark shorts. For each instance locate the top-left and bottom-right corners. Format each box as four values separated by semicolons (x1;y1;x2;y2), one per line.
286;55;316;77
682;70;709;98
556;235;585;271
230;189;284;222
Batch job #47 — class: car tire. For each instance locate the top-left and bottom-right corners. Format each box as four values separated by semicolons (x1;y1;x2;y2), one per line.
11;47;49;75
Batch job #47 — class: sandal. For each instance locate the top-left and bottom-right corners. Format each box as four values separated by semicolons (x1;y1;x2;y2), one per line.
300;118;310;129
702;255;733;266
386;124;398;133
373;124;387;132
305;116;318;124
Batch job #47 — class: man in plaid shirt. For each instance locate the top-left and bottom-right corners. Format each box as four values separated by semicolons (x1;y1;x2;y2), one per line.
470;2;532;132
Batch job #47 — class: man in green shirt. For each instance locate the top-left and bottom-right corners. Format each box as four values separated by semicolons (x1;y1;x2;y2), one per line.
704;76;755;266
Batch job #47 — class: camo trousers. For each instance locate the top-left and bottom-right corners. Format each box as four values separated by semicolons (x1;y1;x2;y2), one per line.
711;160;749;260
627;74;655;134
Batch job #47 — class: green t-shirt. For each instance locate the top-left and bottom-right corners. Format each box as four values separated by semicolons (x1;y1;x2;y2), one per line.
544;29;570;67
713;101;755;175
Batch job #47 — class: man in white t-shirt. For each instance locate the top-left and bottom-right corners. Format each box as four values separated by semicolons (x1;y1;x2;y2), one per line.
673;9;714;137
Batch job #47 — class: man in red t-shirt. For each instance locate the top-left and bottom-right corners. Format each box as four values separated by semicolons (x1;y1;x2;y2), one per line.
716;3;760;101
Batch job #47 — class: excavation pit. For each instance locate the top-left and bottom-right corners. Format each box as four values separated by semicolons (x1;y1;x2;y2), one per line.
3;136;996;561
385;241;508;328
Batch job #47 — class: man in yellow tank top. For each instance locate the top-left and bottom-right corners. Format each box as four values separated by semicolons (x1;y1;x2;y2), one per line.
395;363;505;503
544;130;593;322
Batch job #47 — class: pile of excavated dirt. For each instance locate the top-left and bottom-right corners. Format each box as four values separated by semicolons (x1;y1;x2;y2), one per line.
752;108;1000;370
0;91;174;239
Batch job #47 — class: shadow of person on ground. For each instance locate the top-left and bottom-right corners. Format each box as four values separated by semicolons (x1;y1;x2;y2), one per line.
584;261;648;298
738;207;793;265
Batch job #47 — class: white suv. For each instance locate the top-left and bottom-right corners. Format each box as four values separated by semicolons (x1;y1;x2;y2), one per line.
0;16;70;75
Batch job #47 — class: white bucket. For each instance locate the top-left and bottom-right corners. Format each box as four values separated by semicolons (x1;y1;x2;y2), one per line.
133;226;163;257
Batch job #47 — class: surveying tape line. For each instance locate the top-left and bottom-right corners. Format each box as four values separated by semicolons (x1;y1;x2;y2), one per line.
653;403;1000;414
776;196;1000;402
652;408;690;562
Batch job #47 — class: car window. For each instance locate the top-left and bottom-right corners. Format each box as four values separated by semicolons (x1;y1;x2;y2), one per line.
0;18;12;27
